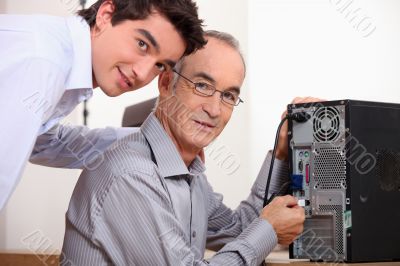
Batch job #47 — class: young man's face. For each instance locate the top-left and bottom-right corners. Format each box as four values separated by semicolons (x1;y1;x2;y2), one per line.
91;3;186;96
158;37;245;151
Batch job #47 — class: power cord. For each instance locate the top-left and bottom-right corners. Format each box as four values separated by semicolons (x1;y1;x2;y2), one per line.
262;112;310;207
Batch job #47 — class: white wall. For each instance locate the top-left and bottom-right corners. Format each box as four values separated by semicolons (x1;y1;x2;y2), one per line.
248;0;400;178
0;2;6;13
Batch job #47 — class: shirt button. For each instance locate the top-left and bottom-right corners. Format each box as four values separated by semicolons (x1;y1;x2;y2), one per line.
192;231;196;238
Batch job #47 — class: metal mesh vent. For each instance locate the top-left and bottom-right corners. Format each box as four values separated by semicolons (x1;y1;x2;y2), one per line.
298;216;334;258
319;205;344;255
313;107;341;142
314;147;346;190
376;150;400;191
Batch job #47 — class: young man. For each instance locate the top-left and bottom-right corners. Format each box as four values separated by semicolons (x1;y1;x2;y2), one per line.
0;0;206;210
60;31;306;265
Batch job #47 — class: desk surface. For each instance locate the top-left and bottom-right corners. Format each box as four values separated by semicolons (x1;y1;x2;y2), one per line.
265;251;400;266
1;251;399;265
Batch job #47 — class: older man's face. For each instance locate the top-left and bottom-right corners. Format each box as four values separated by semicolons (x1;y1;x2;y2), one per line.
158;37;245;150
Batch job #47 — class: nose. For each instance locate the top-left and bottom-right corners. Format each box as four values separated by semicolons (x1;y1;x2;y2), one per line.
131;58;156;83
202;92;222;118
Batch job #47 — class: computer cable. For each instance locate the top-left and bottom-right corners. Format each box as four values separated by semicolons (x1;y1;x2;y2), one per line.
262;112;311;207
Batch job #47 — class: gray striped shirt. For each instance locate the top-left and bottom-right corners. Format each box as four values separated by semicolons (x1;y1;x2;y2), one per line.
61;113;289;266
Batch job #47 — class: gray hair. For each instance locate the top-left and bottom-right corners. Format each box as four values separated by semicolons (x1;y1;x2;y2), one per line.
174;30;246;76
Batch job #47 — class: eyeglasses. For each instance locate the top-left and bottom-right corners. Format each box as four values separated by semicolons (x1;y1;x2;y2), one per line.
172;69;244;106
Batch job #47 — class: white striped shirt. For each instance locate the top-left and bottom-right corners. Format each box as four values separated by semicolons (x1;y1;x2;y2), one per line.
61;113;289;265
0;15;93;210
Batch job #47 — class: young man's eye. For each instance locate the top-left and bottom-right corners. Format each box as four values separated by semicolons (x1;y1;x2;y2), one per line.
137;40;148;51
155;63;166;72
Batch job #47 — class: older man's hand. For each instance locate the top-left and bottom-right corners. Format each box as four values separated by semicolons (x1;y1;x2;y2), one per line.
260;195;305;245
275;97;325;161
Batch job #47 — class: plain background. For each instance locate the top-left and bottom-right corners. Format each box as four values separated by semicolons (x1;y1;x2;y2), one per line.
0;0;399;254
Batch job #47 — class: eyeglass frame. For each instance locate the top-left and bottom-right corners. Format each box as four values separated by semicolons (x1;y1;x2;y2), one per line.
171;69;244;106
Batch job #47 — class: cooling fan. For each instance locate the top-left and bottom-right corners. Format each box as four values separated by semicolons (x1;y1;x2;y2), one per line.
313;107;341;142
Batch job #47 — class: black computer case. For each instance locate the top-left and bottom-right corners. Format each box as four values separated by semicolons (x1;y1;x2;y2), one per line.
287;100;400;262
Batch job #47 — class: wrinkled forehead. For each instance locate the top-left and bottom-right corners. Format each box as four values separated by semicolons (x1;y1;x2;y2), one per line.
179;39;245;87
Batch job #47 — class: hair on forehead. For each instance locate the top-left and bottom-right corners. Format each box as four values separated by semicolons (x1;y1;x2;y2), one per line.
78;0;207;56
204;30;240;50
174;30;246;76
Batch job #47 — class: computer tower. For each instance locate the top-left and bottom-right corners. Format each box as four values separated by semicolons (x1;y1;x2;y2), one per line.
288;100;400;262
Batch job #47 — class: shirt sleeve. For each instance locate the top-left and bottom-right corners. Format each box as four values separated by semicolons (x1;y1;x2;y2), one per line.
30;124;138;169
0;53;67;209
205;151;289;264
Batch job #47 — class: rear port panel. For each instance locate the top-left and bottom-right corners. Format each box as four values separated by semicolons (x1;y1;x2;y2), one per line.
292;148;312;217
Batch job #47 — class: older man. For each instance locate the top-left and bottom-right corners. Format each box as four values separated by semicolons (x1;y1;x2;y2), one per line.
61;31;305;265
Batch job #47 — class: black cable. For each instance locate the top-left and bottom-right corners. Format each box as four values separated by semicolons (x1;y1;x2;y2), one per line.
83;101;89;126
263;116;288;207
80;0;87;8
262;112;311;207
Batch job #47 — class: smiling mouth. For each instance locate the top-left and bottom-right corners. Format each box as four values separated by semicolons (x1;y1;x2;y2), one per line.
194;120;216;128
117;67;133;88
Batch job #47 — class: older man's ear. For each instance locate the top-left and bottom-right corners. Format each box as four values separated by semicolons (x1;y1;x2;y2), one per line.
158;70;174;97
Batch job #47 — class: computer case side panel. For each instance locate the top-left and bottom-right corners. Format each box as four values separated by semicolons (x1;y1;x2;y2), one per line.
347;101;400;262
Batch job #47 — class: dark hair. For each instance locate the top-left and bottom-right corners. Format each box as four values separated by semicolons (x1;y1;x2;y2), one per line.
78;0;206;56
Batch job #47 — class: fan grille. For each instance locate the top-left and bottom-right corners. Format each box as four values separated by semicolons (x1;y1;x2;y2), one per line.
313;107;340;142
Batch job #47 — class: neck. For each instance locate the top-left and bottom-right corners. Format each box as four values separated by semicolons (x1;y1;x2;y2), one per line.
92;73;98;89
155;109;201;167
90;28;98;89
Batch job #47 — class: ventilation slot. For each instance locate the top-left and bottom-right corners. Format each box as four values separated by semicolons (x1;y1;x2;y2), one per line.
313;107;341;142
319;205;344;256
314;147;346;190
376;150;400;191
298;216;334;258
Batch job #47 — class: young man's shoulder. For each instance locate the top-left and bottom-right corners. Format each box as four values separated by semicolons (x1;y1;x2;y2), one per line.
1;14;78;68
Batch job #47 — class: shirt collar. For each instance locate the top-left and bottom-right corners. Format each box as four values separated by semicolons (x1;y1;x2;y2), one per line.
141;113;206;179
65;16;93;90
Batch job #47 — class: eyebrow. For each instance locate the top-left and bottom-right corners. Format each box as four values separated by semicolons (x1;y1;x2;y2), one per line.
136;29;178;69
193;71;241;95
227;87;241;95
193;72;216;83
137;29;159;53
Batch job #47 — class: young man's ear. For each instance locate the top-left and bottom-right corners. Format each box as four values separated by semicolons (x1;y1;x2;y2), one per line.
93;0;115;33
158;70;174;97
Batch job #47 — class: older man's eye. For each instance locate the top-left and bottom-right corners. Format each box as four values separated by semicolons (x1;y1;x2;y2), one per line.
223;91;238;103
195;82;209;91
194;82;215;96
